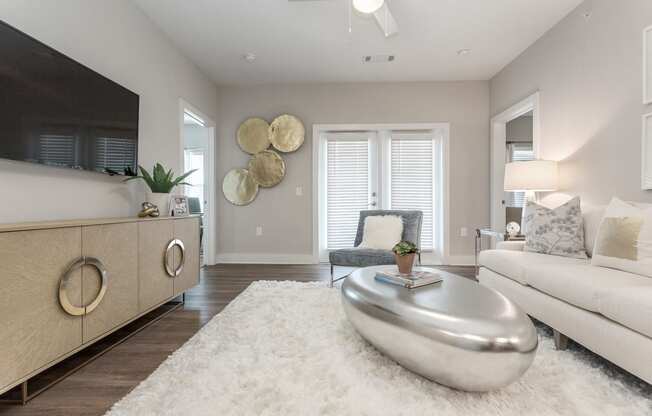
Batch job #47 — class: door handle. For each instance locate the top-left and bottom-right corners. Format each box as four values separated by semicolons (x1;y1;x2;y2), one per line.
59;256;108;316
164;239;186;277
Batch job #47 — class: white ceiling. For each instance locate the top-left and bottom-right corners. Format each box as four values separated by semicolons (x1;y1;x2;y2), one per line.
134;0;582;86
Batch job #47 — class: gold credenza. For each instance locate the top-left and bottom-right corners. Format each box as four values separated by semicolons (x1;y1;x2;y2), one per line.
0;215;200;396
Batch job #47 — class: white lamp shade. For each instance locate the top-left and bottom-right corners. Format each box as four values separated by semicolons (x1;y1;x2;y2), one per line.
352;0;384;14
504;160;558;192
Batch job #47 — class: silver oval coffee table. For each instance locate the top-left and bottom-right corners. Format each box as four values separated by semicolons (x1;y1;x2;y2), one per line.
341;266;538;392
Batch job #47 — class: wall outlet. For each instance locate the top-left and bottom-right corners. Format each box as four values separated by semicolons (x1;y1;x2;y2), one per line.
295;186;303;196
460;227;468;237
256;225;263;236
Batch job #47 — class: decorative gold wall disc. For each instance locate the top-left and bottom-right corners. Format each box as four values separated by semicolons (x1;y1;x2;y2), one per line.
248;150;286;188
269;114;305;153
222;168;259;205
237;118;271;154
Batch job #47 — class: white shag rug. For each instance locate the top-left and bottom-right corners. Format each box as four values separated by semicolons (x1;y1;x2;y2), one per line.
106;281;652;416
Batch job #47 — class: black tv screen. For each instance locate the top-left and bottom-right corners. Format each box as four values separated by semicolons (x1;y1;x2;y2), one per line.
0;21;139;176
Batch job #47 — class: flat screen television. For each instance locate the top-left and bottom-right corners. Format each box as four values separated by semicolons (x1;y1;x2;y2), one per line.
0;20;139;176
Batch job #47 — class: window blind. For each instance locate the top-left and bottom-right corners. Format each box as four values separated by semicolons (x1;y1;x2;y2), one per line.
39;134;76;167
326;138;370;249
506;143;534;208
390;136;434;250
95;137;137;173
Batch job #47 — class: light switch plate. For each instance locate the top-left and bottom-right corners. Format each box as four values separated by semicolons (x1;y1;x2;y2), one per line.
256;226;263;236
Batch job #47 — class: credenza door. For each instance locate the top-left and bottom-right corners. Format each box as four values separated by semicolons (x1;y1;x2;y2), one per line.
172;217;200;296
82;223;138;343
0;228;82;391
138;220;174;312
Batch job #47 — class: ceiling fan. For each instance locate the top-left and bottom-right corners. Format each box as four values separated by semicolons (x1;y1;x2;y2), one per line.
291;0;398;37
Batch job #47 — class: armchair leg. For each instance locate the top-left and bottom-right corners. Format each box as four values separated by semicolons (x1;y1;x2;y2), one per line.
329;264;334;288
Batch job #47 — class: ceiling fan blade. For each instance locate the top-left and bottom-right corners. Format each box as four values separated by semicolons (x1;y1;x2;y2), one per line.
373;3;398;37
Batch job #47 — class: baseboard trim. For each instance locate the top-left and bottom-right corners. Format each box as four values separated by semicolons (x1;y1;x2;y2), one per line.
216;253;316;265
442;255;476;266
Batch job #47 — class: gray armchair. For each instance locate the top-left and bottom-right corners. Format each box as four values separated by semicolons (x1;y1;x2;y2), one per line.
329;210;423;287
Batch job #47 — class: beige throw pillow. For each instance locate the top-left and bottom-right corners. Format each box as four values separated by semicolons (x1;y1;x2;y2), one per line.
591;198;652;278
358;215;404;250
523;196;587;259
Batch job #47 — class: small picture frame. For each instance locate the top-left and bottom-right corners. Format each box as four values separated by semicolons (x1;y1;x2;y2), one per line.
170;195;190;217
643;112;652;190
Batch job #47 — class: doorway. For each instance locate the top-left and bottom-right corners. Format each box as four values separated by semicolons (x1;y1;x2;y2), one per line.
313;123;450;265
490;92;540;235
180;100;216;265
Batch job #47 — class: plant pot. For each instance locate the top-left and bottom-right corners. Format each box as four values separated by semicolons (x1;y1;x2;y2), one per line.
395;253;416;275
148;192;170;216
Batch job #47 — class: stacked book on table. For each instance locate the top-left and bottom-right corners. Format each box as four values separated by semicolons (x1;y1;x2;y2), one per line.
375;269;443;289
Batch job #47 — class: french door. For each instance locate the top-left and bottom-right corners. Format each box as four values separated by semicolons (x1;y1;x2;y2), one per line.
319;129;440;261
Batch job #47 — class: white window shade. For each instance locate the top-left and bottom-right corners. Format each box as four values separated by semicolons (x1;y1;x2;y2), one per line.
390;135;434;250
39;134;76;167
95;137;137;173
326;138;370;249
506;143;534;208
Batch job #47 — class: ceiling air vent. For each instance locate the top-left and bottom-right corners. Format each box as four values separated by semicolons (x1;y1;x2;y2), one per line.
363;54;395;63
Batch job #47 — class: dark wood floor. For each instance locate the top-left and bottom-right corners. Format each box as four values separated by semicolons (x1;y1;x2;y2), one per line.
0;264;475;416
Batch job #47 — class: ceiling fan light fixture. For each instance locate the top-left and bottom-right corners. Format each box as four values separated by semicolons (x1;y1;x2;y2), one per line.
352;0;384;14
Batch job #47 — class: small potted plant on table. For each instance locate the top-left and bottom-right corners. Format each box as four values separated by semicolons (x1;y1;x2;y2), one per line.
392;241;420;275
125;163;196;216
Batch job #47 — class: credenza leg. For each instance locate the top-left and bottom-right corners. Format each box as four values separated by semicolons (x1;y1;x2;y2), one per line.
20;381;27;405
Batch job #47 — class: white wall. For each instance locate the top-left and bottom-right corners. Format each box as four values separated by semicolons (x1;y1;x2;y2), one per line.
216;82;490;262
491;0;652;207
0;0;218;222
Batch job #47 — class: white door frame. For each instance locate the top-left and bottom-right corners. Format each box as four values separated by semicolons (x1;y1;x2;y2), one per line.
179;98;217;266
490;92;540;234
312;123;450;265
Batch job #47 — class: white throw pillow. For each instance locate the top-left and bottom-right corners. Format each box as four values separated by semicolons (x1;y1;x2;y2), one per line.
358;215;404;250
591;197;652;278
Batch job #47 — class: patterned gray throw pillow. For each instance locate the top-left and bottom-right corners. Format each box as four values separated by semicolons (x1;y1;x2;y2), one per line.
523;196;588;259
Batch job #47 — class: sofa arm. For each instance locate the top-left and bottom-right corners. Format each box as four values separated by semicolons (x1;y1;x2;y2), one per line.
496;241;525;251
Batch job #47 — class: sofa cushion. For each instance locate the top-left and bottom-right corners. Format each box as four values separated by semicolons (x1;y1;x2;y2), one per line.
599;285;652;338
478;249;587;285
526;264;650;312
329;248;395;267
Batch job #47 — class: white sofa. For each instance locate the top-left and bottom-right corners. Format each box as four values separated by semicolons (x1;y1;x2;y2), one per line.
478;205;652;384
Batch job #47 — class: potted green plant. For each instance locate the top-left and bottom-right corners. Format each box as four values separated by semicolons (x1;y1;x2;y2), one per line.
125;163;196;215
392;241;420;274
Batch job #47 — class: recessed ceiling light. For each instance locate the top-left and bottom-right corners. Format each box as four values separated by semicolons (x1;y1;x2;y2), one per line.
242;53;256;63
352;0;384;14
457;49;471;56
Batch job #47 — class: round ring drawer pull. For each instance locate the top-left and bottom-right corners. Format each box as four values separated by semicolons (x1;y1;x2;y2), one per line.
164;239;185;277
58;256;108;316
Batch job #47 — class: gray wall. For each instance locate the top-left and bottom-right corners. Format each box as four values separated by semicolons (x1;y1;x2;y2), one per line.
506;116;533;143
216;82;490;261
491;0;652;206
0;0;218;222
